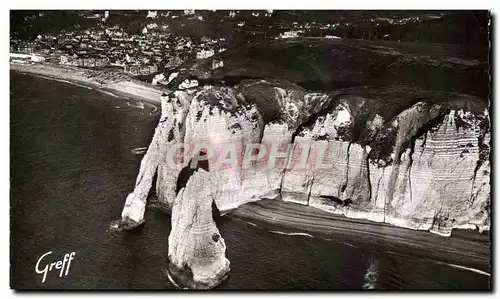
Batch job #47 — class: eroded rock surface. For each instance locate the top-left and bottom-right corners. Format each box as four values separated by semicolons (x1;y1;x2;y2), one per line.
293;93;491;236
167;168;230;289
119;79;490;288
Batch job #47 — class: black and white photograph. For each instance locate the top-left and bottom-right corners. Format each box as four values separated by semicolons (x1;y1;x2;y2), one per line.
8;6;492;291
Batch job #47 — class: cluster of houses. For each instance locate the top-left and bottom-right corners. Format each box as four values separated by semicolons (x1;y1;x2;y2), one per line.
11;10;351;73
10;18;228;77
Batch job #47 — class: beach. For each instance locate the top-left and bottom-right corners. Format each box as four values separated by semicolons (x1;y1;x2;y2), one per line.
11;62;490;275
229;199;491;275
10;72;491;289
10;62;166;105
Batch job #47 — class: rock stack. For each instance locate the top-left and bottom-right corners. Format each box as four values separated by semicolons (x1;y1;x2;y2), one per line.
167;167;230;289
118;79;490;288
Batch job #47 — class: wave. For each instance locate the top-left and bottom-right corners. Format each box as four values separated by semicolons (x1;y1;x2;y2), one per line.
434;261;490;277
124;101;143;109
235;216;356;243
17;71;163;112
146;103;159;114
234;217;314;238
320;238;357;248
166;271;181;289
243;220;262;228
107;219;123;232
341;242;356;248
165;270;189;290
268;230;314;238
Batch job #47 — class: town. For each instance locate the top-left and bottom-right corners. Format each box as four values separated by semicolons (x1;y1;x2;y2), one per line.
10;10;449;87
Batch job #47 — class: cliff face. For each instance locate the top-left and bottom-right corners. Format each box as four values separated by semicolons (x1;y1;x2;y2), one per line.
167;168;230;289
119;79;490;288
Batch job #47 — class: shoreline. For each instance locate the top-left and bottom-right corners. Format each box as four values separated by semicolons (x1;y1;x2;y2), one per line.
228;199;490;274
10;62;166;105
12;61;490;276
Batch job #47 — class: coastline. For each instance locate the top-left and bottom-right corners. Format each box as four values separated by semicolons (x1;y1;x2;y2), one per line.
11;61;490;277
10;62;166;105
228;199;491;274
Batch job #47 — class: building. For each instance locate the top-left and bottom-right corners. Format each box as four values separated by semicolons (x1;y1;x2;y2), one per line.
151;73;165;85
196;49;215;60
103;11;109;22
10;53;32;64
147;10;158;19
124;64;158;76
60;55;70;64
30;54;45;62
325;35;342;39
147;23;158;30
212;60;224;70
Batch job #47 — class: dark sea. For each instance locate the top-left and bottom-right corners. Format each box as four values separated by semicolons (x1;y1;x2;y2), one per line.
10;72;490;290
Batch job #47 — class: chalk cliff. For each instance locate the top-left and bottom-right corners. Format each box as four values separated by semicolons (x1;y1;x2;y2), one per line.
121;91;192;229
119;79;490;288
167;168;230;289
